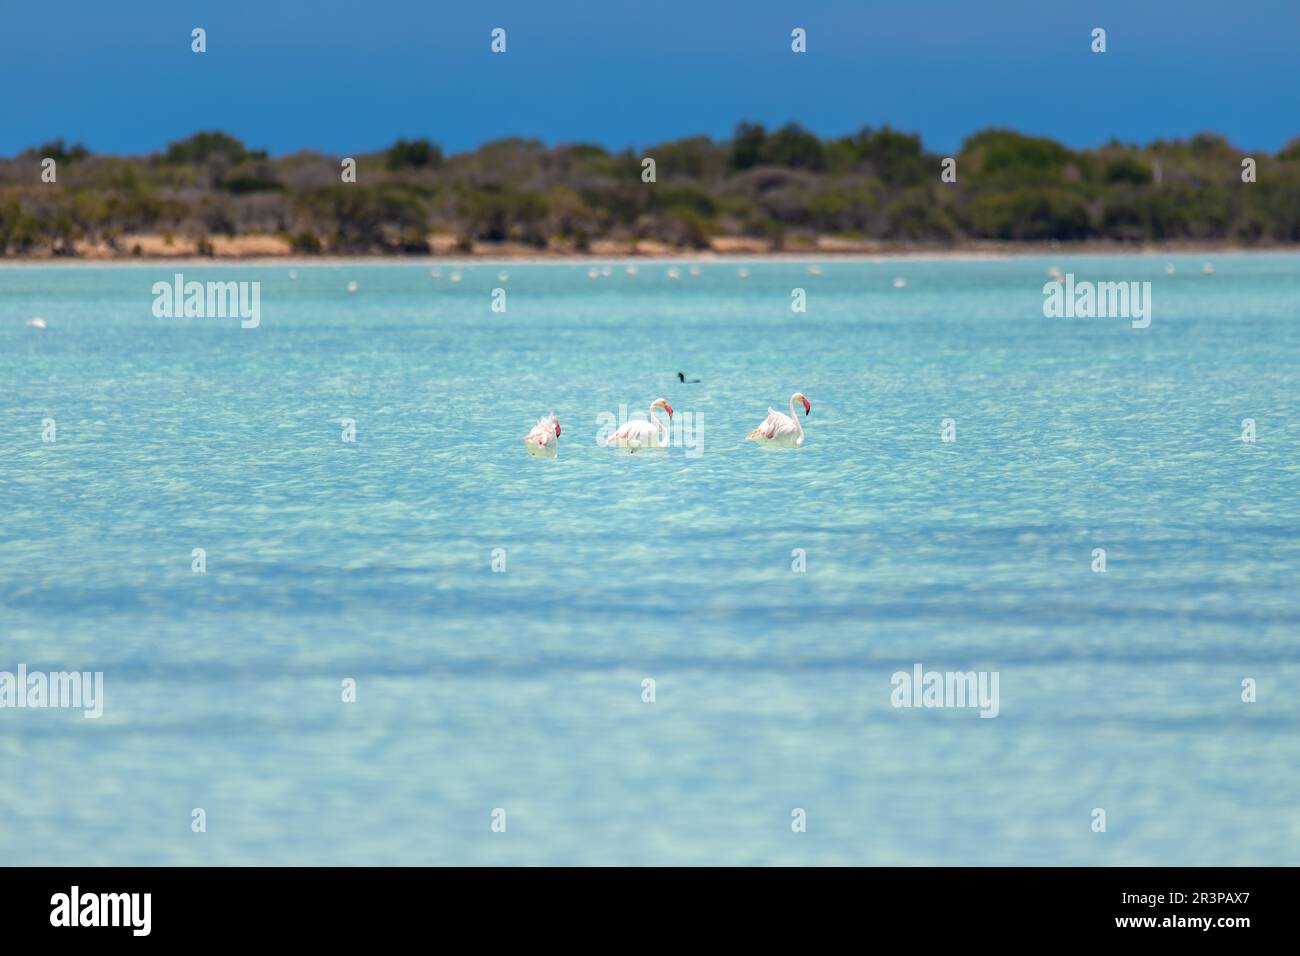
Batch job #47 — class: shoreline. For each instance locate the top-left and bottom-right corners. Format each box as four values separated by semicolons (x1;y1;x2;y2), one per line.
2;240;1298;267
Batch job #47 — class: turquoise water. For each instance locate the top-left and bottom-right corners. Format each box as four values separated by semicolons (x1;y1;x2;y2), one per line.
2;255;1298;865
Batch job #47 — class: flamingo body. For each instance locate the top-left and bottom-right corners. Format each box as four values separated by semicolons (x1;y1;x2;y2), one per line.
747;392;811;449
524;415;561;457
604;399;673;452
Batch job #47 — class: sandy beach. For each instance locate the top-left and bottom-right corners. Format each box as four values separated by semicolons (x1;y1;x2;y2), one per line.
4;233;1293;264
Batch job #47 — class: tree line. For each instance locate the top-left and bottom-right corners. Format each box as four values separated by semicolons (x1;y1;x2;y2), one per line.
2;123;1298;255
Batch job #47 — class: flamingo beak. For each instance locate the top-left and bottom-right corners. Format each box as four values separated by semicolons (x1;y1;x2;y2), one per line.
801;398;811;415
665;402;674;418
554;423;561;436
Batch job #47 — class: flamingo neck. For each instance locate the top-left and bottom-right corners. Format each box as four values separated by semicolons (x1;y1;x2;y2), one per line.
649;405;669;445
789;396;804;439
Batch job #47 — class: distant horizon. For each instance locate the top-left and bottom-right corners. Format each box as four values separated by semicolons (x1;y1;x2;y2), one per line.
8;122;1299;162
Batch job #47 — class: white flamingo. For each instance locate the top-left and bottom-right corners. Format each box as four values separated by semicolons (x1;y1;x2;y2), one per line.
603;398;673;452
524;414;561;457
747;392;811;448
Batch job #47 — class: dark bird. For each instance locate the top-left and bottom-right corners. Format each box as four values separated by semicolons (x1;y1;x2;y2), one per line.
677;371;701;384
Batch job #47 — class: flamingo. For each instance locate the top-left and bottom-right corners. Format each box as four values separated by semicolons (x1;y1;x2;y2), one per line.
524;414;561;457
747;392;811;448
603;399;673;452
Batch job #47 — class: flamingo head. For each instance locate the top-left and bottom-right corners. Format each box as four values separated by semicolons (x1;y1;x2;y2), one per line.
549;414;560;437
793;392;811;416
652;398;674;418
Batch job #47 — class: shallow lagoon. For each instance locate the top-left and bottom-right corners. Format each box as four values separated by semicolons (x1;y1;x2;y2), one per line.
2;255;1298;864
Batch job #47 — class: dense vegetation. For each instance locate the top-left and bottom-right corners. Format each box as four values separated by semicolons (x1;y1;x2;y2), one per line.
2;124;1298;255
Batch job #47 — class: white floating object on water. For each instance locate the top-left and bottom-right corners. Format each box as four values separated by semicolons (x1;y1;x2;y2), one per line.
1202;262;1215;274
27;317;47;329
347;281;359;293
625;265;638;276
431;270;441;279
893;277;907;288
667;267;681;280
808;265;822;276
450;272;462;282
601;266;612;277
737;267;749;279
288;270;297;280
688;265;702;277
588;267;599;279
1048;265;1063;279
1165;263;1175;274
498;272;509;282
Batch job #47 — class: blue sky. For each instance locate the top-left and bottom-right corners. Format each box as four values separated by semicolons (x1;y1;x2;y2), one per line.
2;0;1298;157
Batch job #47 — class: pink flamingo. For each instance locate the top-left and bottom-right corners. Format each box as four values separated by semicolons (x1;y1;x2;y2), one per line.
603;399;673;452
747;392;811;448
524;414;561;457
